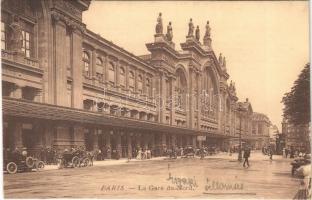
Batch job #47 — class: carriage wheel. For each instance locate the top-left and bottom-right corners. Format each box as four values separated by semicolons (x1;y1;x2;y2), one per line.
26;157;35;168
7;162;17;174
36;161;45;171
72;156;79;168
83;158;90;167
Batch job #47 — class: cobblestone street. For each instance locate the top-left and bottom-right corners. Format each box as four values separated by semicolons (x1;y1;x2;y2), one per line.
4;152;301;199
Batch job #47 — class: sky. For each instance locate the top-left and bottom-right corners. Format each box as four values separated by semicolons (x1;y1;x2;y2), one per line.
83;1;309;131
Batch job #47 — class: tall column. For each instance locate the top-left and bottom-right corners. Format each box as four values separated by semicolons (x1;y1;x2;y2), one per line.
196;73;201;130
171;134;177;149
192;136;197;148
93;129;99;150
73;125;84;147
143;134;149;150
127;133;132;159
170;76;176;126
53;17;67;106
189;68;194;128
43;123;54;148
106;132;111;159
11;121;23;148
161;133;167;155
151;133;156;151
159;71;167;123
116;132;122;158
71;27;84;109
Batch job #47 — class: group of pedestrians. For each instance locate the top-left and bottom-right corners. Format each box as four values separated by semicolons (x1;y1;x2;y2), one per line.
135;148;152;160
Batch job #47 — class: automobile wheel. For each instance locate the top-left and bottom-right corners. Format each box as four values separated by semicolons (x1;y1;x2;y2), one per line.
36;161;45;171
72;156;79;168
26;157;35;168
7;162;18;174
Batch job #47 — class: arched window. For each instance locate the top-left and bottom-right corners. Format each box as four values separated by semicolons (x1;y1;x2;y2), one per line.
129;71;135;92
96;57;103;81
108;62;115;85
201;67;218;118
82;51;90;76
175;68;187;111
146;78;151;97
119;67;126;88
137;74;143;94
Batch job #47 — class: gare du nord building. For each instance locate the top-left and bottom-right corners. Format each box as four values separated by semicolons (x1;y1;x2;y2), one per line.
2;0;270;159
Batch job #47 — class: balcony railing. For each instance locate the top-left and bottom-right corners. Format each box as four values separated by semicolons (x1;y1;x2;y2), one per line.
1;50;39;69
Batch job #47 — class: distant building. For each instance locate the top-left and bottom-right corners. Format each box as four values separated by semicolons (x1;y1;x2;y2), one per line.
249;112;270;149
282;119;310;152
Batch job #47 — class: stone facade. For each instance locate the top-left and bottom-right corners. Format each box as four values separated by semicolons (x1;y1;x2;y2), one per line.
2;0;271;158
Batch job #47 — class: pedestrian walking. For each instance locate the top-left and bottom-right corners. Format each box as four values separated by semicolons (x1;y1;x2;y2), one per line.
269;147;273;160
243;147;250;168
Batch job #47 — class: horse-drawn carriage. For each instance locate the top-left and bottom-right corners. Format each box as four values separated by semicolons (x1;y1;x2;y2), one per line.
57;149;92;169
4;150;45;174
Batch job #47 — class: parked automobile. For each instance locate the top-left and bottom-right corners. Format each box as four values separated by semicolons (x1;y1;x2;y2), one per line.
57;149;90;169
4;150;45;174
182;146;195;158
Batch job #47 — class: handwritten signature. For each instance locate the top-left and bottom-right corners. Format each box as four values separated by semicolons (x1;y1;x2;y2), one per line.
167;172;198;190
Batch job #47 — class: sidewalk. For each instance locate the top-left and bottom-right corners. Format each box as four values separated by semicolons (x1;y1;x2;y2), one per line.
44;156;167;171
43;152;290;171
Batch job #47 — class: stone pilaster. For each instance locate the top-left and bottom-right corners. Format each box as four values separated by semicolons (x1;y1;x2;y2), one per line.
170;76;176;126
93;129;99;150
53;19;67;106
189;68;195;128
161;133;167;155
197;73;202;130
116;133;122;158
71;28;83;109
159;71;167;123
12;121;23;148
192;136;197;148
106;132;111;159
127;133;132;159
171;134;177;148
73;125;85;147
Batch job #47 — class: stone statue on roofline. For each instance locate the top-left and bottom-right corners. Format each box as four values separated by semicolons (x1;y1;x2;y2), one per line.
195;25;200;41
188;18;194;36
155;12;163;34
166;22;173;42
205;20;211;37
218;53;223;65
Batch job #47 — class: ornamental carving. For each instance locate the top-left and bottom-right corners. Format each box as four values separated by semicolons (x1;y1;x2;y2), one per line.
53;0;82;20
51;11;86;34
